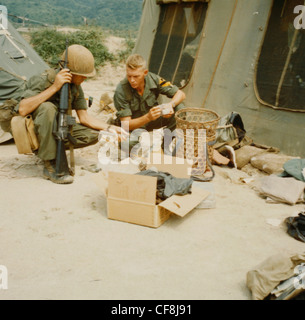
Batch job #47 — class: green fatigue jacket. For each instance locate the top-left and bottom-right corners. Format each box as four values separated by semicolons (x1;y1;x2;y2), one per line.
17;68;99;160
16;68;87;112
113;72;183;132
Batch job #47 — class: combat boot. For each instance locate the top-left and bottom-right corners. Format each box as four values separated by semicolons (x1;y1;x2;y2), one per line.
43;160;74;184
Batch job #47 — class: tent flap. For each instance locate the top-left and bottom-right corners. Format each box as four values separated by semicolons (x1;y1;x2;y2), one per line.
134;0;305;157
0;21;48;81
149;1;208;87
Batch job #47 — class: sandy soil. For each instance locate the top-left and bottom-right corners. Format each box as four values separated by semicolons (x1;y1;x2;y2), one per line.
0;56;304;301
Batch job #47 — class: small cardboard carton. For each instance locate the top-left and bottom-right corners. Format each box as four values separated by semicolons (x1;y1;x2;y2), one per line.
95;156;210;228
107;171;209;228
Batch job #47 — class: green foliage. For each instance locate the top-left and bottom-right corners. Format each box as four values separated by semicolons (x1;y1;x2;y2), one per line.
117;37;136;63
5;0;143;31
30;28;114;68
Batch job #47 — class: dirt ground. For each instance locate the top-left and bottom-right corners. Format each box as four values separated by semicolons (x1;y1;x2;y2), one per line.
0;57;304;301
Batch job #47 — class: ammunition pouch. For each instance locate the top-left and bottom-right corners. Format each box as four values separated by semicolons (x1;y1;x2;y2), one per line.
0;99;18;133
11;115;39;154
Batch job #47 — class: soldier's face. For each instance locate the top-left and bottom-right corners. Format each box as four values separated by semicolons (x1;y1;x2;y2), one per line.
72;74;87;85
126;67;148;90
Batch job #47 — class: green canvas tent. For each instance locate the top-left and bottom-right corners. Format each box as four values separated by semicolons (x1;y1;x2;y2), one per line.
0;20;48;142
134;0;305;157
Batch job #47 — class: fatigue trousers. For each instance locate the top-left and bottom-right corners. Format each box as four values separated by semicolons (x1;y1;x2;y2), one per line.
32;102;99;161
120;102;186;155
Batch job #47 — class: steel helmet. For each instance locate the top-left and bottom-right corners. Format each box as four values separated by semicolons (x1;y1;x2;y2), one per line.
61;44;96;77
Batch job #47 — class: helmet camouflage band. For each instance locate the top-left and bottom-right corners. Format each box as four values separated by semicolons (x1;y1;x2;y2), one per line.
61;44;96;77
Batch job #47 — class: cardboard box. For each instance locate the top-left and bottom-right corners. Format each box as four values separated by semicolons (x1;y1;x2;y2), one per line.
107;171;209;228
94;156;210;228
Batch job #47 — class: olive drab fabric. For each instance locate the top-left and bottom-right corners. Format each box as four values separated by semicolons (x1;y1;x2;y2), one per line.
114;71;185;131
16;68;87;113
114;72;179;118
114;71;186;153
18;69;99;160
0;20;49;142
0;21;48;102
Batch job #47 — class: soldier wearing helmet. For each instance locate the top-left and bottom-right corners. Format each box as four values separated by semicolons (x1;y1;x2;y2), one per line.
17;44;127;184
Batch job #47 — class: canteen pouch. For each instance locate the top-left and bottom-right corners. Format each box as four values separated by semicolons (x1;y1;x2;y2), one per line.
11;115;39;154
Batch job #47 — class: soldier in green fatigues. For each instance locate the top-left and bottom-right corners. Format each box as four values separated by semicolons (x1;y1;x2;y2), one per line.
17;45;127;184
113;54;186;156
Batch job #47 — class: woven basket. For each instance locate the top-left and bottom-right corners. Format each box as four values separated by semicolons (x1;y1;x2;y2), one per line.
175;108;220;174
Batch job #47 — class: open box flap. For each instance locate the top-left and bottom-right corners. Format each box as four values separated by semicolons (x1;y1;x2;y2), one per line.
158;186;210;217
108;171;157;205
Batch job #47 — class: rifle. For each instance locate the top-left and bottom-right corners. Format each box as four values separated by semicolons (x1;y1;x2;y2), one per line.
54;39;76;178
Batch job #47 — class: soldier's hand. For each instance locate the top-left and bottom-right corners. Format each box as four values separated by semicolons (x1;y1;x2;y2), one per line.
53;68;72;91
147;106;162;121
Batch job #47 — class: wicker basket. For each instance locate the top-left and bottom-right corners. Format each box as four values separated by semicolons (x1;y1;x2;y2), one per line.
175;108;220;174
